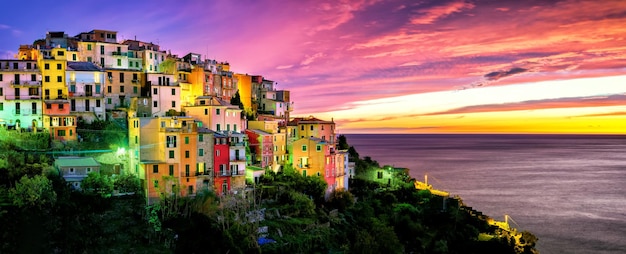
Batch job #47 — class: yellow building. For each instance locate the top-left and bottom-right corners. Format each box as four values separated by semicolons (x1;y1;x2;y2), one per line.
292;137;330;177
39;47;69;101
128;116;199;203
233;73;252;112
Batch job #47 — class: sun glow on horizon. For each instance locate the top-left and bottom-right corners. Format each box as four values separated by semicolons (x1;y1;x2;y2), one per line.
314;75;626;134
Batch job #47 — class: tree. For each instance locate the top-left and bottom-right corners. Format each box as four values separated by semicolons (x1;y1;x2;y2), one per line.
337;135;350;150
113;173;142;194
9;175;57;208
82;172;113;197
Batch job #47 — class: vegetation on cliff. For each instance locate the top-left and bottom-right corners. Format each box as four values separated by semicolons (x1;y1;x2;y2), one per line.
0;133;537;253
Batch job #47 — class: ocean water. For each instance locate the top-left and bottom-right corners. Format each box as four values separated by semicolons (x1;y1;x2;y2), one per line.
344;134;626;254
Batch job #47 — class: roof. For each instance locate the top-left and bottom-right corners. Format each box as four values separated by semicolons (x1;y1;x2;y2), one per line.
294;136;328;144
194;96;240;109
67;61;103;71
288;116;334;126
246;129;272;136
54;157;100;168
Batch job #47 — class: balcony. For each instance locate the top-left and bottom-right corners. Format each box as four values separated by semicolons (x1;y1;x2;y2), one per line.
195;171;214;177
4;95;41;100
111;51;129;57
231;170;244;176
10;80;41;86
218;171;231;177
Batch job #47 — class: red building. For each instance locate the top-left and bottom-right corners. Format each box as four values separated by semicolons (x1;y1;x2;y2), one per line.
213;132;230;195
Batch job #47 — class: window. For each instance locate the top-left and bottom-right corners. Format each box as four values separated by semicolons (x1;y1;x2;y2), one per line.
153;101;158;107
120;73;124;83
107;98;112;104
87;44;92;50
46;103;51;109
72;54;76;61
301;125;304;130
44;63;49;70
216;150;220;157
57;76;62;82
188;185;193;194
87;57;92;62
69;168;74;173
86;167;92;173
185;137;189;144
199;148;204;156
44;76;50;82
169;165;174;176
0;88;2;95
171;101;175;108
310;125;314;131
199;134;204;142
302;145;307;152
171;88;175;95
167;136;177;147
153;88;157;95
216;124;220;131
100;45;105;54
120;86;124;93
233;124;237;132
377;171;383;179
135;136;138;144
216;109;220;115
0;74;2;81
59;104;64;109
117;59;121;66
57;63;62;70
58;130;66;136
316;145;322;151
204;109;208;115
185;165;190;177
169;150;175;159
96;99;101;107
133;86;138;94
185;151;190;158
0;103;3;111
31;74;36;81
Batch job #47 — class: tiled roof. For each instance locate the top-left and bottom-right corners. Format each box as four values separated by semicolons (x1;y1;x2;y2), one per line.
67;61;103;71
54;157;100;168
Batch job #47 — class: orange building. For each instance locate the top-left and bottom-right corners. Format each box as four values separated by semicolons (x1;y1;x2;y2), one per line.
43;100;76;141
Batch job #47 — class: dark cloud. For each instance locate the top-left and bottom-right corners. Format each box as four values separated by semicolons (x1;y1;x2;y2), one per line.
423;94;626;116
484;67;528;81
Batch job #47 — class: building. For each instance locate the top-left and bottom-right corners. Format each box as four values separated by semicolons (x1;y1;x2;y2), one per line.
66;61;105;123
245;129;273;169
184;96;245;133
128;116;198;203
0;59;42;130
54;156;101;189
213;132;230;195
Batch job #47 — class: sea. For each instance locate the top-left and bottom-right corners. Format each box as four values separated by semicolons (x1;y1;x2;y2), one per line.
344;134;626;254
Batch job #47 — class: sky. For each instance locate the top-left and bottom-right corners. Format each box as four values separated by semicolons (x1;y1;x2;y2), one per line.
1;0;625;134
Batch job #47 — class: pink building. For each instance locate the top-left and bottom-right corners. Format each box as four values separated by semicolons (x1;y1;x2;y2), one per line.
245;129;273;169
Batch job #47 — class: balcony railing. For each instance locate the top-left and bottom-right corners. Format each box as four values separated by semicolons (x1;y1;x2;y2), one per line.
112;51;129;57
10;80;41;86
218;171;231;177
231;170;244;176
4;95;41;100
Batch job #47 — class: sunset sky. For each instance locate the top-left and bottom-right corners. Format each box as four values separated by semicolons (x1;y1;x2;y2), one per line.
1;0;625;134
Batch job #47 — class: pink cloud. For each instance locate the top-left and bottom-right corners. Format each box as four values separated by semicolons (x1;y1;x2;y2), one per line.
410;1;475;25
